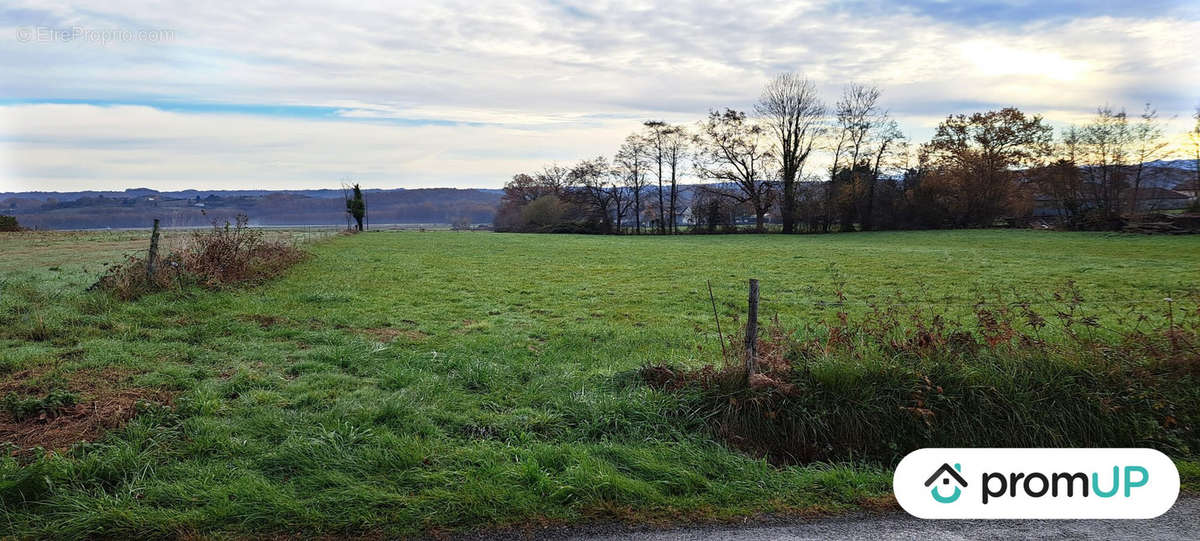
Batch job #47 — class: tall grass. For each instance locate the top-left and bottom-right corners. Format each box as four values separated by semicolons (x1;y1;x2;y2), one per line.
647;286;1200;464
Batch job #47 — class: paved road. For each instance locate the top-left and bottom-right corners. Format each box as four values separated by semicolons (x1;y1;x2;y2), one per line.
462;497;1198;541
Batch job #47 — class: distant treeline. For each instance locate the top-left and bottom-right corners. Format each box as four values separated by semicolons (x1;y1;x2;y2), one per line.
2;188;501;230
496;73;1200;234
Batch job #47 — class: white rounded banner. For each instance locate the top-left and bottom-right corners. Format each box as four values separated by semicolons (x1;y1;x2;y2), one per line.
893;448;1180;519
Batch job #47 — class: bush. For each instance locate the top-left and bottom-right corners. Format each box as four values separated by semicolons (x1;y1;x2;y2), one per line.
0;215;20;232
94;215;307;299
647;287;1199;464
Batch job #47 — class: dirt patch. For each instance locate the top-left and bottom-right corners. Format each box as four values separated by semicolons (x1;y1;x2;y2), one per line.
858;494;899;512
0;366;172;454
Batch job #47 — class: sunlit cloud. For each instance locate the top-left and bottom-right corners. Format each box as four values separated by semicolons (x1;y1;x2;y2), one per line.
959;41;1089;81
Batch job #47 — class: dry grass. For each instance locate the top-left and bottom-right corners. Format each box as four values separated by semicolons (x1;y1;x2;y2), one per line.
0;366;172;454
94;215;308;299
646;286;1200;464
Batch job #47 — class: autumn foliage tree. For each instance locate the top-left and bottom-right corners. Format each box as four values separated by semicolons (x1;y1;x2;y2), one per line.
492;78;1179;235
922;108;1053;227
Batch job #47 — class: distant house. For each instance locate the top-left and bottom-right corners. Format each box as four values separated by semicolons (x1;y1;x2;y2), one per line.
677;206;696;226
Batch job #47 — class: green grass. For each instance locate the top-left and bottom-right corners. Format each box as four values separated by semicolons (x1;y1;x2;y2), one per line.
1;229;1199;537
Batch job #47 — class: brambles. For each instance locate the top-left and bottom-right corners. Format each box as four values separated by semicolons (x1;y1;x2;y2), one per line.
647;286;1200;464
93;215;307;299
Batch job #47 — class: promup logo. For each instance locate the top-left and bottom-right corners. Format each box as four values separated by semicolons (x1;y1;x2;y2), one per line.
894;449;1179;519
925;462;967;503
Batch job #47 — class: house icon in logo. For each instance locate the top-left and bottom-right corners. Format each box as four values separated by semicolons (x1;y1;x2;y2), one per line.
925;463;968;503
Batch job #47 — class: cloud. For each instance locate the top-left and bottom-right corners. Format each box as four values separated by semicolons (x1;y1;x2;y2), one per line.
0;103;638;191
1;0;1197;191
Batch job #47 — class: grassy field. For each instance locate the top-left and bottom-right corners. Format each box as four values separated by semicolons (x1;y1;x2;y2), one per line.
1;229;1199;538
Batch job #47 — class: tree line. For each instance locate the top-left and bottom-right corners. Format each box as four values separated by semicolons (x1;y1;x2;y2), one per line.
495;73;1200;234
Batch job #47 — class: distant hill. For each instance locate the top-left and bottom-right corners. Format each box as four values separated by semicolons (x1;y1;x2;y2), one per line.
0;187;501;230
1144;159;1198;172
1096;161;1196;189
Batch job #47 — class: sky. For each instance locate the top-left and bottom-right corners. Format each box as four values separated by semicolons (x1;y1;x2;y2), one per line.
1;0;1198;192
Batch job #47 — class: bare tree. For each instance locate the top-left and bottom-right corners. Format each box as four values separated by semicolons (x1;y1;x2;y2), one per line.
756;73;825;233
827;84;881;231
1127;103;1169;212
503;172;556;204
608;166;633;232
831;84;880;173
694;109;776;231
615;134;650;234
1079;106;1133;222
648;120;676;232
534;164;571;197
863;118;906;230
1034;126;1087;225
1191;106;1200;187
663;125;689;233
569;157;616;233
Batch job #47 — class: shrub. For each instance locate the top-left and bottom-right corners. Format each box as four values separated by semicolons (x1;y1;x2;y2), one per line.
521;195;569;229
0;215;20;232
179;215;307;287
94;215;307;299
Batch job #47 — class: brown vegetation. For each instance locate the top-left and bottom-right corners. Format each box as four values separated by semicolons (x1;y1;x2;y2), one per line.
1;366;171;454
94;215;307;299
645;286;1200;464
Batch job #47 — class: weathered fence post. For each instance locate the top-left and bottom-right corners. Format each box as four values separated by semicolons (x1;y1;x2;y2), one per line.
745;278;759;376
146;218;161;281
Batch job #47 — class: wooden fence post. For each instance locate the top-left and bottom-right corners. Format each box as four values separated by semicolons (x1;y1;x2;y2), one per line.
146;218;161;281
745;278;759;376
